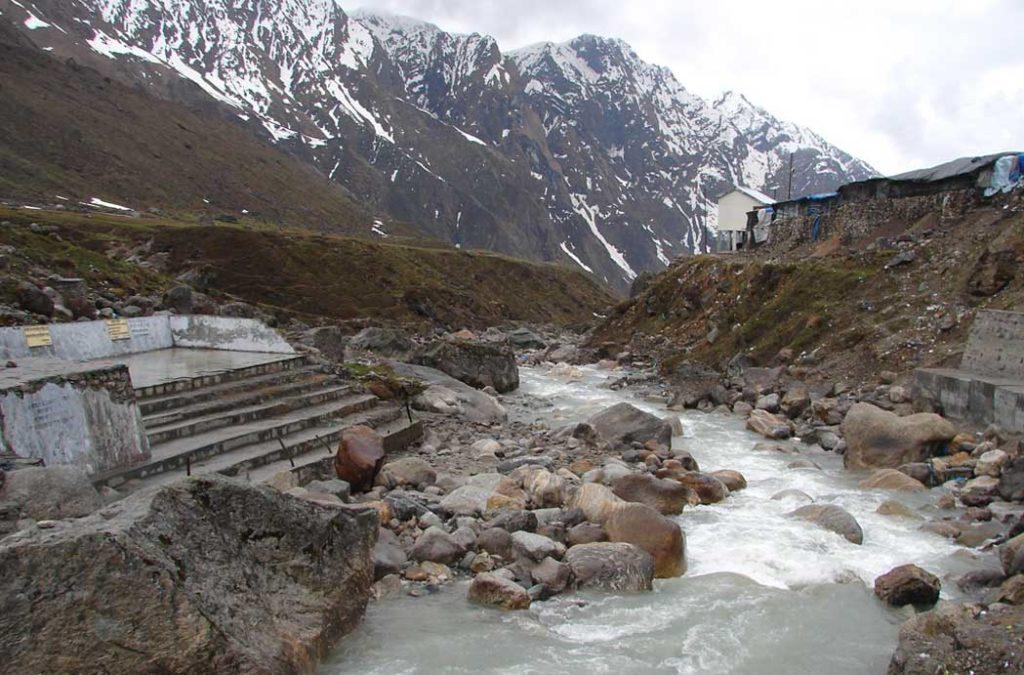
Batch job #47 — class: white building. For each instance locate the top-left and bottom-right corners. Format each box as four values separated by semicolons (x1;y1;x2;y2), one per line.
714;185;774;251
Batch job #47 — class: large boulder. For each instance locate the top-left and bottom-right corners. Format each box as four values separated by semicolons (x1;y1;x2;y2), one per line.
888;603;1024;674
789;504;863;544
585;403;672;452
568;482;625;524
334;426;385;492
874;564;941;607
393;362;507;424
841;403;956;470
415;339;519;393
710;470;747;493
565;542;655;592
604;503;686;578
506;327;546;350
0;465;102;520
409;526;466;565
0;475;377;673
611;473;692;515
302;325;349;361
347;326;414;359
468;572;531;610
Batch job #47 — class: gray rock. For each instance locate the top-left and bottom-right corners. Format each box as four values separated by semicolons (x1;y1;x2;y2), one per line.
415;338;519;393
511;530;566;563
409;526;466;564
376;457;437;490
564;542;655;592
162;285;193;314
0;475;377;673
506;327;546;349
0;465;102;520
586;403;673;453
306;479;351;502
789;504;863;544
373;540;408;580
347;326;414;359
476;527;513;559
529;556;571;593
16;282;53;317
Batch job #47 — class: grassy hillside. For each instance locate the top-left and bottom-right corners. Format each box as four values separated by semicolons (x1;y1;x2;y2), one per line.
0;206;615;328
591;197;1024;383
0;21;390;236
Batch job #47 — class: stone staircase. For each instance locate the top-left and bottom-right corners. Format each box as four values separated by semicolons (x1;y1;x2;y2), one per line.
95;355;422;491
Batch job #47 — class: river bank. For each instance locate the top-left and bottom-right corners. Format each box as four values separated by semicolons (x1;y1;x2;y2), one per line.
323;362;1014;674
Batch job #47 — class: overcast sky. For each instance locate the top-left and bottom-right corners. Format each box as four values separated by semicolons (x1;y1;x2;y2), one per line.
349;0;1023;175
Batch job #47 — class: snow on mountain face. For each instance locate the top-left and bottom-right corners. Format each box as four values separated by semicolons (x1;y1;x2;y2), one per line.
4;0;875;290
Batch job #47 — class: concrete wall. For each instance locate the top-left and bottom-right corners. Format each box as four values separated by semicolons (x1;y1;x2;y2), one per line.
169;315;294;354
962;310;1024;380
0;363;149;476
0;316;173;361
0;315;293;362
717;191;763;233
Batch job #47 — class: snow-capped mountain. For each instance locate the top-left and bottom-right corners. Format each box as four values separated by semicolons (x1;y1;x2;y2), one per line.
1;0;876;289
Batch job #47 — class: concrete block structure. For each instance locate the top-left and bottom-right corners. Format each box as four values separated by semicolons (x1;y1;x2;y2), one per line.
0;315;422;488
0;315;295;477
915;309;1024;432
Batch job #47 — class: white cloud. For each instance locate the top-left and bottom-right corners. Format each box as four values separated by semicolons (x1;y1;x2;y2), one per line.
348;0;1024;174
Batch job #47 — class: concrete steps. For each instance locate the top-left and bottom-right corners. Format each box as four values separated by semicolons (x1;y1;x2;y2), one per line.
95;354;422;490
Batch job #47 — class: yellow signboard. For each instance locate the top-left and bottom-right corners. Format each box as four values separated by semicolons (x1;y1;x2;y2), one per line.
23;325;53;348
106;319;131;341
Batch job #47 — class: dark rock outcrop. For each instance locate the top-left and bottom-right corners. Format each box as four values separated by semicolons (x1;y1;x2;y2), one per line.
415;339;519;393
888;603;1024;674
874;564;941;607
586;403;673;453
0;475;378;673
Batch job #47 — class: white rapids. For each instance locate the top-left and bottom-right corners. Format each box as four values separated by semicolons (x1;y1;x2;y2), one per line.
323;364;980;674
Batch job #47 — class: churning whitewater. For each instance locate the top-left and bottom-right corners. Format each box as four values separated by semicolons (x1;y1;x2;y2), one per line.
325;364;973;674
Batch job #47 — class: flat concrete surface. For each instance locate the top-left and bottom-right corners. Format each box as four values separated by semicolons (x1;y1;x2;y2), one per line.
0;356;126;390
85;348;296;389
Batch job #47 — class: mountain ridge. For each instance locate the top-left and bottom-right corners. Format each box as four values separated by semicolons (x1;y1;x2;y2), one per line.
1;0;877;290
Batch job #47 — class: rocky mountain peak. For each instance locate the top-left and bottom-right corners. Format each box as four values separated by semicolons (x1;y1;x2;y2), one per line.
4;0;877;290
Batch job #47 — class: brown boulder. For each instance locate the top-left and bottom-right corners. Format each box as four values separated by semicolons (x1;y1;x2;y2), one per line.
673;472;730;504
789;504;863;544
710;470;747;493
335;425;385;492
468;573;531;610
611;473;692;515
859;469;927;492
746;409;792;439
874;564;941;607
604;502;685;578
569;482;625;524
841;403;956;470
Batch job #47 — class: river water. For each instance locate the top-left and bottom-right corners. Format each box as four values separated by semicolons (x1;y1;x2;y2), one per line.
324;364;980;674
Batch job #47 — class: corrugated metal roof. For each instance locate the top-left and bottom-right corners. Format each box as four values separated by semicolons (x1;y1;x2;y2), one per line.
888;152;1016;182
